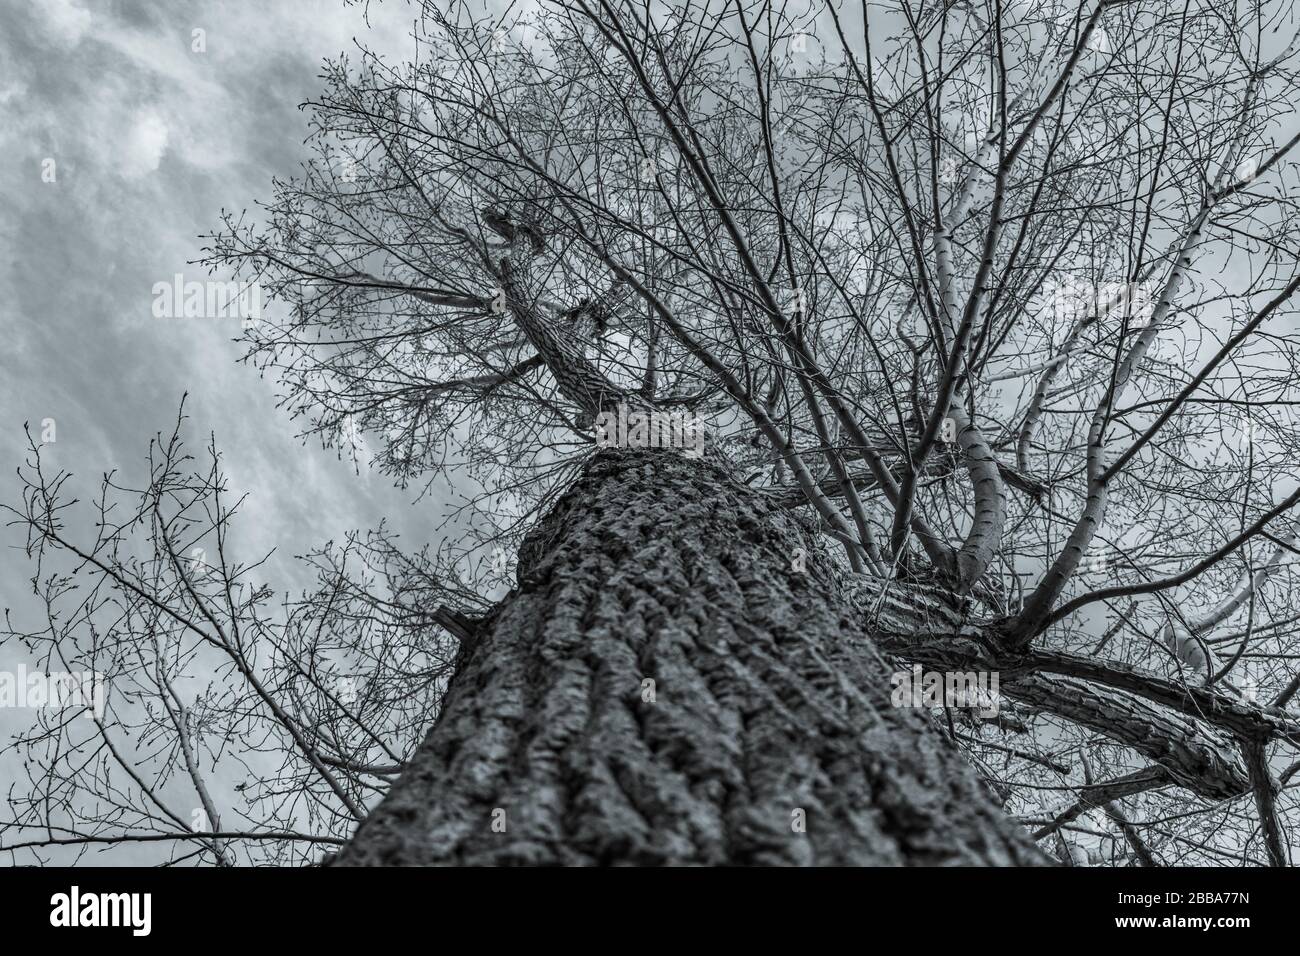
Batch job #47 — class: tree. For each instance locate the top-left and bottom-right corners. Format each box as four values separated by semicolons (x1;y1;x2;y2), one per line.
7;0;1300;866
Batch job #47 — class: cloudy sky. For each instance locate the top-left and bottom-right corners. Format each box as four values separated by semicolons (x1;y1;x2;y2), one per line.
0;0;456;861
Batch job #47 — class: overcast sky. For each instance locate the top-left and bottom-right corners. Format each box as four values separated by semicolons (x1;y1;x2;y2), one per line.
0;0;456;862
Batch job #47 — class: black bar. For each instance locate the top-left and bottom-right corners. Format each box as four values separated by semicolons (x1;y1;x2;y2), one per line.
0;866;1281;942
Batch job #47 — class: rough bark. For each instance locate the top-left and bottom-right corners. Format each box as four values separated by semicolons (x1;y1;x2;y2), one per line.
1002;675;1249;800
333;449;1047;865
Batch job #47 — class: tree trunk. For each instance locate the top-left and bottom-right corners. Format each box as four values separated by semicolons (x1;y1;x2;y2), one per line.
333;449;1046;865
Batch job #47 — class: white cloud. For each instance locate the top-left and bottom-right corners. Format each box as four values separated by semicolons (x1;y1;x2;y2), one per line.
122;111;169;176
0;78;27;105
36;0;93;49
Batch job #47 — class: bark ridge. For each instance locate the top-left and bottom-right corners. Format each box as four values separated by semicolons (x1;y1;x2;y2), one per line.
334;449;1047;865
